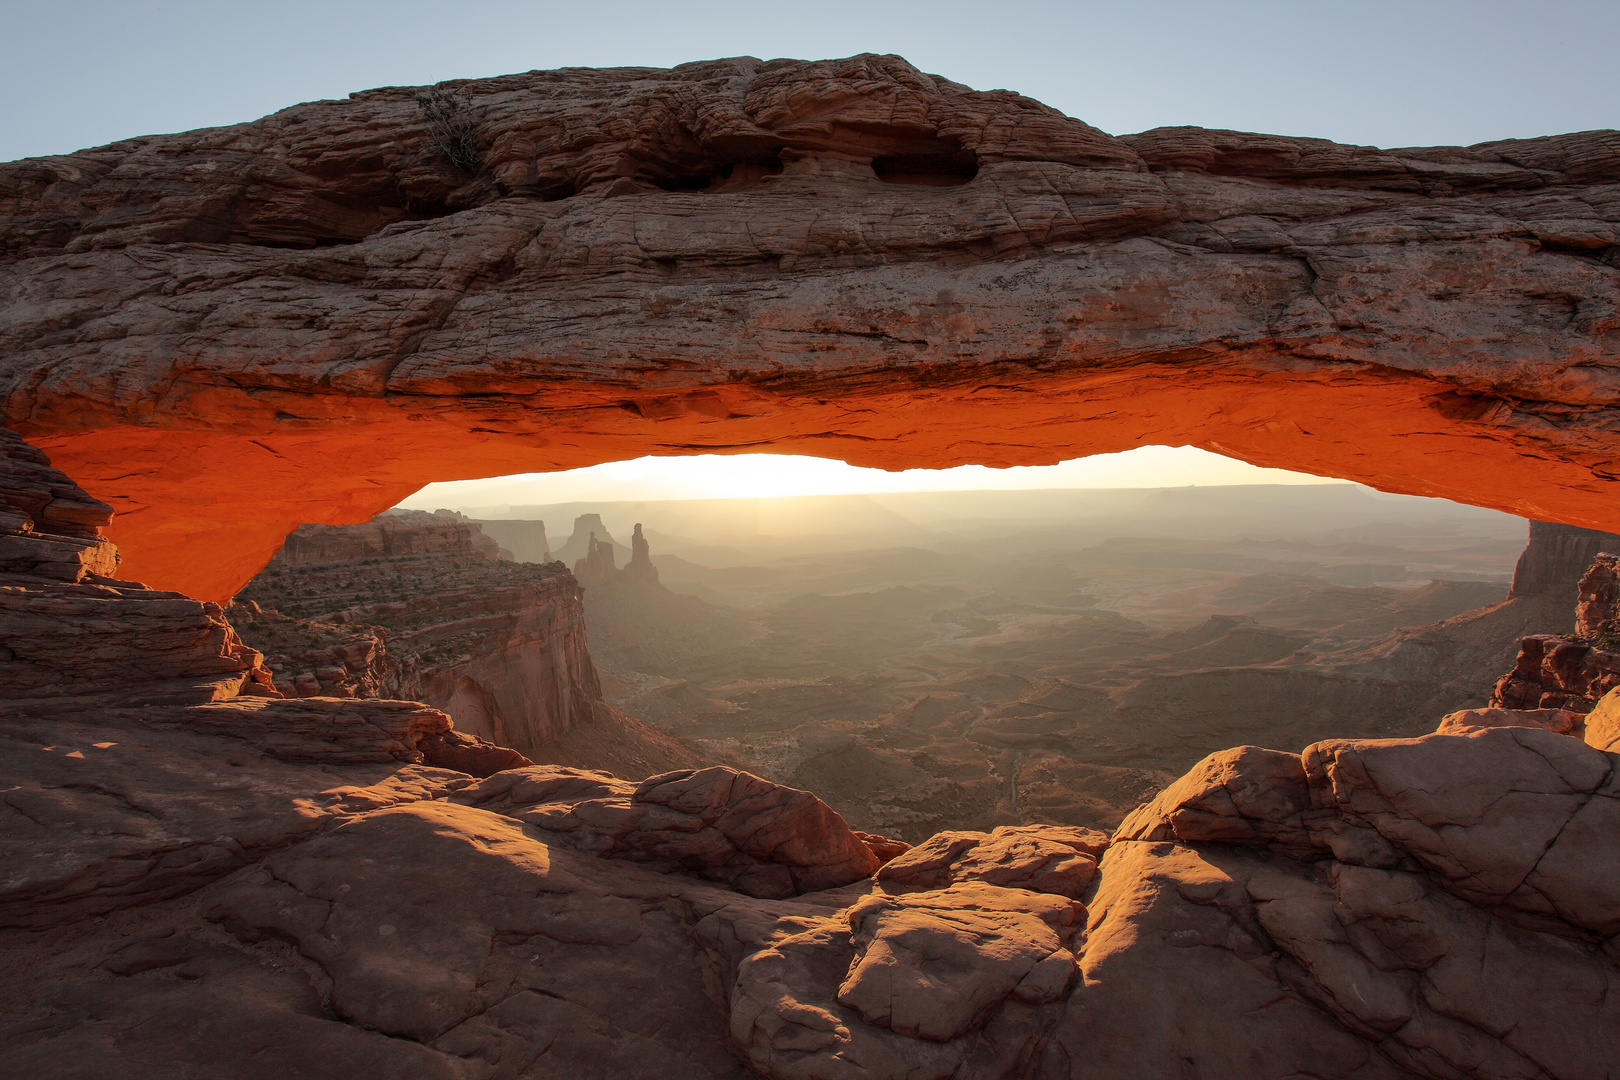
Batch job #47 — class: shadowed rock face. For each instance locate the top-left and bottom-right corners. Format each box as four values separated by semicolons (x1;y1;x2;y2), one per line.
0;54;1614;600
1508;520;1620;600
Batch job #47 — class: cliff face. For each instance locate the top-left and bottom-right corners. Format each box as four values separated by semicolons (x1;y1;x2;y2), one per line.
406;575;603;752
1492;550;1620;711
277;510;502;564
0;56;1614;601
236;535;600;758
471;519;550;563
1507;520;1620;599
0;426;278;709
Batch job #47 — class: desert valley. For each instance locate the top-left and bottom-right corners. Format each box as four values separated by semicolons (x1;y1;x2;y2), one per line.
1;46;1618;1080
231;484;1579;844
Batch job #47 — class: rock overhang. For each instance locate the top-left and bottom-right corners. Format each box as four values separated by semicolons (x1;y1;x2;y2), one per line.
0;53;1615;602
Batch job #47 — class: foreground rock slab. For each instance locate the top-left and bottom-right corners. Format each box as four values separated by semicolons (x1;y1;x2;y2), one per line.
6;702;1620;1078
455;764;880;897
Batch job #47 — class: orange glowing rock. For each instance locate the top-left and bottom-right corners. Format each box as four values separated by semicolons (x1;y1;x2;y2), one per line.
0;55;1615;601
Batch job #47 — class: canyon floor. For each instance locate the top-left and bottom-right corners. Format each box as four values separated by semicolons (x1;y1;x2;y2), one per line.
437;485;1546;841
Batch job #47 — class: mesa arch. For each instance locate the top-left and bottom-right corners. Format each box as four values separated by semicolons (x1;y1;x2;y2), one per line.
0;54;1615;603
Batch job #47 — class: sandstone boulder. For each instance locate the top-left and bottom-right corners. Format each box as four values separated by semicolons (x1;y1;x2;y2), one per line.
455;764;879;898
876;824;1105;898
1048;841;1408;1080
1435;704;1583;736
853;830;911;864
731;881;1085;1080
1586;686;1620;752
1051;838;1620;1080
1112;744;1320;856
1305;726;1620;937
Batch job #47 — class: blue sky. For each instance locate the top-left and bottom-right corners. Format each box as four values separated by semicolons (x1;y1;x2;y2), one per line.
5;0;1615;161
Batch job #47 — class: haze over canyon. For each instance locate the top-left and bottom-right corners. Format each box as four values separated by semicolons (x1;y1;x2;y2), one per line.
1;52;1618;1080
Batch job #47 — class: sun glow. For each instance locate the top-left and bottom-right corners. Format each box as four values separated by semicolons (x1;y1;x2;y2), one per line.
396;445;1340;511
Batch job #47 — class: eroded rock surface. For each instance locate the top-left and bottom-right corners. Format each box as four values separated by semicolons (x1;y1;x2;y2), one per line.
454;765;879;898
8;666;1620;1077
278;510;502;564
0;424;278;709
875;824;1106;898
1507;520;1620;602
234;524;603;756
1493;549;1620;712
0;56;1614;599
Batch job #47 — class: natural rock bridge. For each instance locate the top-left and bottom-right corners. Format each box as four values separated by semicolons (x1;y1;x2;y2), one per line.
1;55;1616;601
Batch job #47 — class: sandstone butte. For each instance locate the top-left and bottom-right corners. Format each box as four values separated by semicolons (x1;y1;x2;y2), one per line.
0;54;1615;601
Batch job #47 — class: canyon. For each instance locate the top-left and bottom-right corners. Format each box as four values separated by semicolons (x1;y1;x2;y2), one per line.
1;53;1619;1080
229;512;711;778
478;488;1598;840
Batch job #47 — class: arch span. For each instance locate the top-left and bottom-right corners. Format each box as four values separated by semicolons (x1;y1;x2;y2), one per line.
1;55;1615;602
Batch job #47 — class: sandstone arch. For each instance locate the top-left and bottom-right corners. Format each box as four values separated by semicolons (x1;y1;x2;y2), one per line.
0;54;1615;602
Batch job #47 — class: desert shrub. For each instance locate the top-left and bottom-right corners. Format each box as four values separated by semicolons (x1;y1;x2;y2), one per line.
414;89;482;172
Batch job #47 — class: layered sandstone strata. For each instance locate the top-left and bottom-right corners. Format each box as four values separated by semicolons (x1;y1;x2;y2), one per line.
276;509;504;564
0;56;1614;600
235;539;602;757
1492;550;1620;711
0;425;525;770
1507;520;1620;600
0;426;278;709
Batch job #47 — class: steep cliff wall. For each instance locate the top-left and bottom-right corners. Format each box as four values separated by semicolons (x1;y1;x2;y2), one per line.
1492;550;1620;711
1507;520;1620;599
471;519;551;563
236;540;603;758
0;56;1614;601
402;575;603;754
276;512;500;564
